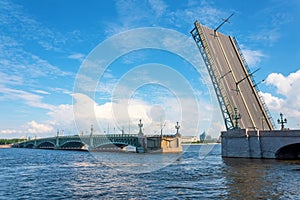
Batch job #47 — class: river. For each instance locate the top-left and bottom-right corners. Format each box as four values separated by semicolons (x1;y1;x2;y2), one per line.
0;144;299;199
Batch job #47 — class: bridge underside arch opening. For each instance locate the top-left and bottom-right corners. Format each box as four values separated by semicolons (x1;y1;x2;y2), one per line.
37;142;55;149
94;143;129;151
25;143;34;148
61;141;85;149
275;143;300;160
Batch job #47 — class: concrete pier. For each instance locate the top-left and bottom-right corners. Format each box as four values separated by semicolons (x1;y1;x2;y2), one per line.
221;129;300;159
146;135;182;153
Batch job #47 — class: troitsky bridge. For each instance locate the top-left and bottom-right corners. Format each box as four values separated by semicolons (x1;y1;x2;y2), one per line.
13;121;182;153
13;18;300;158
191;19;300;159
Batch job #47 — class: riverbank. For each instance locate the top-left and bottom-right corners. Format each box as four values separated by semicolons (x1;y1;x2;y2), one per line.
0;144;12;148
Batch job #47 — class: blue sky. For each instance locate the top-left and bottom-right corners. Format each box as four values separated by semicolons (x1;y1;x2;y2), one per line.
1;0;300;138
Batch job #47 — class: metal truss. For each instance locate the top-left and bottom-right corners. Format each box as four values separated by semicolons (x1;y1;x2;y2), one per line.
191;21;234;130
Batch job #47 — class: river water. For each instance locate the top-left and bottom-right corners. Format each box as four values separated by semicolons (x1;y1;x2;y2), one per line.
0;144;299;199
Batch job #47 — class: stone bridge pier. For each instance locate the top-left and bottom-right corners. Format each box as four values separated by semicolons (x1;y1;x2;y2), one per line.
222;129;300;159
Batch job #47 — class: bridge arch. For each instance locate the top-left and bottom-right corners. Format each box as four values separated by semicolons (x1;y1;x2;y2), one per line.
94;142;135;149
37;141;55;149
60;140;85;149
275;143;300;160
24;143;34;148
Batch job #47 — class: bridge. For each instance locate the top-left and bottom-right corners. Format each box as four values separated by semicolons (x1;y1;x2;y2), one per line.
191;20;300;159
13;121;182;153
191;21;274;131
13;134;182;153
13;134;141;151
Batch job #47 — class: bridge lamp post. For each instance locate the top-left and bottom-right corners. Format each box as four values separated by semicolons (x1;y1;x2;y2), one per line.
138;119;143;136
232;107;241;129
175;122;181;136
277;113;287;130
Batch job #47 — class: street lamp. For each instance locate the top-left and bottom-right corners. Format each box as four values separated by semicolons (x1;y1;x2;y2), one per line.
232;107;241;129
277;113;287;130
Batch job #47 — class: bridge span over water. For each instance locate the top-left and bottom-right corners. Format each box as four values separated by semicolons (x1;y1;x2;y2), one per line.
13;133;182;153
191;20;300;159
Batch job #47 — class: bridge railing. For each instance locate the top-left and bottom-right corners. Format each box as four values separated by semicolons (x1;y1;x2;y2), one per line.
232;37;276;129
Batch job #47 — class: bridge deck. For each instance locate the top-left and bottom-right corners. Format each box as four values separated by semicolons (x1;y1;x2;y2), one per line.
193;22;274;130
12;134;182;153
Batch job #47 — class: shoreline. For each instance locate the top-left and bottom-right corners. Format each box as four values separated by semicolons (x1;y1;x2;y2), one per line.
0;144;12;148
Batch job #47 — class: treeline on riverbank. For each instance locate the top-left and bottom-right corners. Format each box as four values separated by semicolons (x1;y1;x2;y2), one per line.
0;138;26;145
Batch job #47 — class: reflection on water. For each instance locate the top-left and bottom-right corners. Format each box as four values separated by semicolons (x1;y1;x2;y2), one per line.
91;151;182;173
223;158;300;199
0;144;299;199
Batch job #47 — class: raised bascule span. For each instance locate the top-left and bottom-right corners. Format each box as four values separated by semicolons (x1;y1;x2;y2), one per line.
191;21;274;131
191;20;300;159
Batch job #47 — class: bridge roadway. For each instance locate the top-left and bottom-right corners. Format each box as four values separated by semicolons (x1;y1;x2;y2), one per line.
193;22;274;130
192;21;300;159
12;133;182;153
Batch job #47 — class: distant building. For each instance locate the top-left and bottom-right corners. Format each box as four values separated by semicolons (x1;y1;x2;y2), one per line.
181;136;199;143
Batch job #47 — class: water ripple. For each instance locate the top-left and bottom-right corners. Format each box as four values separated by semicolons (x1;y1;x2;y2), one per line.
0;145;299;199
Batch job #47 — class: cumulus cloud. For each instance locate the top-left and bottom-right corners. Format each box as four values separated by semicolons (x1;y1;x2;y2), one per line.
261;69;300;128
259;92;284;111
0;121;54;138
47;104;75;127
72;92;218;136
0;89;221;138
25;121;54;134
265;70;300;96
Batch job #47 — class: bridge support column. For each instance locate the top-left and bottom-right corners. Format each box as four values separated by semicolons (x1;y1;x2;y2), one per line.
56;137;59;149
136;137;147;153
89;136;94;150
34;139;37;148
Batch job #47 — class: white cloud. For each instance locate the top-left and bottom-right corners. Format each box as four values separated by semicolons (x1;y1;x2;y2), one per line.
72;92;217;136
25;120;54;134
249;28;280;47
0;121;54;138
0;89;221;138
168;1;228;30
50;87;72;95
242;48;265;67
0;35;71;79
0;102;75;138
0;1;66;52
261;69;300;128
260;92;284;111
68;53;85;62
0;85;55;110
266;70;300;96
149;0;168;17
32;90;50;95
0;129;23;135
107;0;226;36
0;71;23;85
47;104;74;127
0;1;74;85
